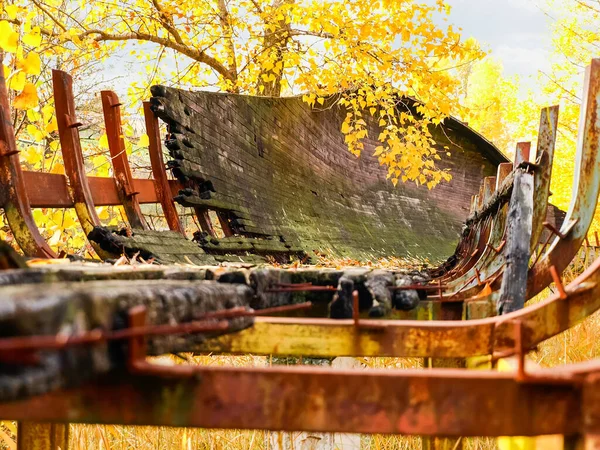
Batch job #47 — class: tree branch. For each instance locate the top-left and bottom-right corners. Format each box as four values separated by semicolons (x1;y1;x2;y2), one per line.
80;29;237;83
150;0;185;45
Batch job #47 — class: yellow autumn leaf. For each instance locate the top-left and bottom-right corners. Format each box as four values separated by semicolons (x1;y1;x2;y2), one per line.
17;52;41;75
42;104;54;122
98;207;110;220
22;27;42;48
0;21;19;53
13;82;39;110
98;134;109;149
137;133;149;147
50;162;64;174
45;117;58;134
26;124;45;141
4;5;19;20
26;108;41;122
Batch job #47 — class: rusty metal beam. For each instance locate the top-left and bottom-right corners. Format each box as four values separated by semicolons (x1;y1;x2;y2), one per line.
0;55;56;258
514;141;530;166
528;59;600;298
52;69;101;237
101;91;148;229
530;106;559;251
143;101;185;234
0;363;583;437
194;255;600;358
21;172;179;208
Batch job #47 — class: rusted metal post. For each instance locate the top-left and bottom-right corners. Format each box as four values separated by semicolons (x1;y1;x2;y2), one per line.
483;176;497;202
194;208;217;236
101;91;148;229
216;212;234;237
496;163;513;189
527;59;600;299
52;70;102;237
530;106;559;251
17;422;68;450
476;182;485;209
514;141;531;167
142;101;185;235
424;295;465;450
0;55;56;258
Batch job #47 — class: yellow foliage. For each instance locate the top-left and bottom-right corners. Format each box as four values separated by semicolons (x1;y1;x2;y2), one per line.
0;0;486;189
12;82;39;109
17;52;41;75
0;21;19;52
8;71;27;92
22;26;41;48
98;134;109;149
137;133;149;147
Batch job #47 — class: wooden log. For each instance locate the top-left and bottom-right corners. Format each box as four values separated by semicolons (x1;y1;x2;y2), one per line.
498;167;534;314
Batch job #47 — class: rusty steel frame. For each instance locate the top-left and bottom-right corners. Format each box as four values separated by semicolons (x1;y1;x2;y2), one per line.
527;59;600;299
2;295;600;438
52;70;102;237
433;61;593;303
0;54;56;258
193;253;600;358
100;91;148;229
0;363;586;437
143;101;185;235
21;171;179;208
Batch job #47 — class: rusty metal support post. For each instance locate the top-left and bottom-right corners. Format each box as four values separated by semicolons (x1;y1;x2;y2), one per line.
483;176;496;203
142;102;185;235
17;422;68;450
100;91;148;229
530;106;559;251
514;141;531;167
423;299;465;450
496;163;513;189
527;59;600;298
52;70;102;238
0;55;56;258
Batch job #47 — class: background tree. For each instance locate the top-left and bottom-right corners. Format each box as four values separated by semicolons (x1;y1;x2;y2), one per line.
3;0;483;188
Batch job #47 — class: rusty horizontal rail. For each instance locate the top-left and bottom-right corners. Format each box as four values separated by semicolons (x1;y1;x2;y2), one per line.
0;358;593;437
18;171;180;208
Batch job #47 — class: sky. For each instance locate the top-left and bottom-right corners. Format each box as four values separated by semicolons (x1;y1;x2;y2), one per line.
446;0;553;87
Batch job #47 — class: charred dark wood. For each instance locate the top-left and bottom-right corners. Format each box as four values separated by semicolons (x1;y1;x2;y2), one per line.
0;280;254;401
498;168;535;314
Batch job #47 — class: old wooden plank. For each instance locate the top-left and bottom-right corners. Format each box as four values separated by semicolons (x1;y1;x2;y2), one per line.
498;167;534;314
